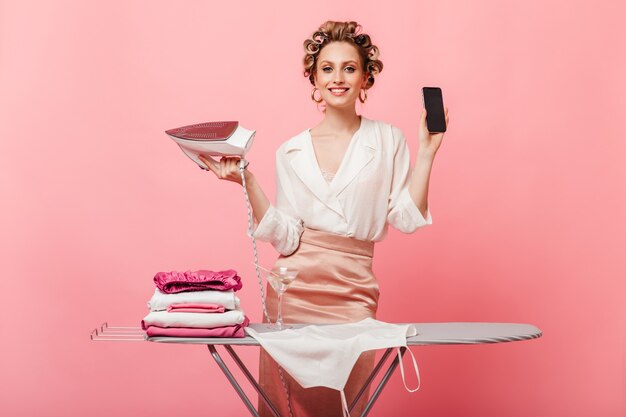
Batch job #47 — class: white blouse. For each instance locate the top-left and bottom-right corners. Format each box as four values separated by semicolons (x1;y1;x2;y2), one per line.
252;116;432;256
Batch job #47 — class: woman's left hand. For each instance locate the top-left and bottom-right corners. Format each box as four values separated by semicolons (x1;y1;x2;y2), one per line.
418;107;449;158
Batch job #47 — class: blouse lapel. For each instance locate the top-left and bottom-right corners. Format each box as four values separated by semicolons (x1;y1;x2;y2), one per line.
284;117;377;219
330;117;376;197
286;133;345;217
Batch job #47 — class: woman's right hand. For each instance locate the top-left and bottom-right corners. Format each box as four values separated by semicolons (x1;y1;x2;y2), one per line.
198;154;250;185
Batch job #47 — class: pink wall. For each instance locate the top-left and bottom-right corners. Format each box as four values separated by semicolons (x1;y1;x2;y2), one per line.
1;0;624;416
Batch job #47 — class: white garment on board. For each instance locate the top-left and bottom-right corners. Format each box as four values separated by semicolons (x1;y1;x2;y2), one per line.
246;318;421;417
147;288;240;312
142;309;245;329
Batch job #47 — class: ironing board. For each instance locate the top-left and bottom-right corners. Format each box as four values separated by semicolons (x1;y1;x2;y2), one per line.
144;322;542;417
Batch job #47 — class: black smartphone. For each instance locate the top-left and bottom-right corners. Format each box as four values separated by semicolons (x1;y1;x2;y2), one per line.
422;87;446;133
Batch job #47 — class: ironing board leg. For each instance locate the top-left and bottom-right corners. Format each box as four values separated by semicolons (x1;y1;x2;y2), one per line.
349;348;394;412
359;347;407;417
208;345;281;417
223;345;282;417
208;344;407;417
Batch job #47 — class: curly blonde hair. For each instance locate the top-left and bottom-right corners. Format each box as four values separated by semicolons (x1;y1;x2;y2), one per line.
303;21;383;89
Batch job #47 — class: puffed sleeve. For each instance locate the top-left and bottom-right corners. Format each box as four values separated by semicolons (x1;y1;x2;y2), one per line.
387;126;433;233
251;148;304;255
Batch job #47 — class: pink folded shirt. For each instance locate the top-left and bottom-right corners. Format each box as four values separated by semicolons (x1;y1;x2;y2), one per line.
154;269;242;294
145;316;249;338
167;303;225;313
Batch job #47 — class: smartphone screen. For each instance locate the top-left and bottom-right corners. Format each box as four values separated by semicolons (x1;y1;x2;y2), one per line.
422;87;446;133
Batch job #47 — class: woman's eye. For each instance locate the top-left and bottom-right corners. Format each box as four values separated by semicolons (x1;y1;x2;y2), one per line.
322;66;356;73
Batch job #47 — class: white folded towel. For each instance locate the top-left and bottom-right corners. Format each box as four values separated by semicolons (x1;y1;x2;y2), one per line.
142;309;245;329
147;288;240;312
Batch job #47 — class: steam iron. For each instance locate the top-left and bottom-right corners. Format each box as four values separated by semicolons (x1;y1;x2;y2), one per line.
165;121;255;169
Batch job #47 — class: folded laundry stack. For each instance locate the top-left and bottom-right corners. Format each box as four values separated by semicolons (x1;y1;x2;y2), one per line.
141;269;249;338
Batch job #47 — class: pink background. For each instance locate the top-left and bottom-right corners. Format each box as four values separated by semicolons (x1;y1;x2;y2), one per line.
1;0;624;416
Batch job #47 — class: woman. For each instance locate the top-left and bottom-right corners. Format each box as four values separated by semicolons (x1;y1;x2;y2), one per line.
200;20;448;417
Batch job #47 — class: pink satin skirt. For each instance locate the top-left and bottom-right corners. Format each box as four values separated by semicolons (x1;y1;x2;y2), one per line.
258;228;379;417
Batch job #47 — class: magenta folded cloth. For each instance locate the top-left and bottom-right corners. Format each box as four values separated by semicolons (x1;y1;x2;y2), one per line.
154;269;242;294
145;316;250;338
167;303;226;313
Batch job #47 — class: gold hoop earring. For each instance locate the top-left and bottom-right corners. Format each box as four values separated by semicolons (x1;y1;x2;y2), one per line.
359;88;367;104
311;87;323;103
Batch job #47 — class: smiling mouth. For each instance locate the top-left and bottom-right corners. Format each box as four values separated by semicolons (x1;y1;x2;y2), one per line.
329;88;349;94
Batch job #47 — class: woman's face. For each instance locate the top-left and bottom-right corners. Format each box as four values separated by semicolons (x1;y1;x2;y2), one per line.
314;41;368;109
